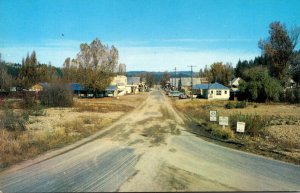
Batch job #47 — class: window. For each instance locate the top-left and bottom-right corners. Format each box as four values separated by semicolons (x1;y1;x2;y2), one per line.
225;91;227;94
211;90;213;94
216;90;221;95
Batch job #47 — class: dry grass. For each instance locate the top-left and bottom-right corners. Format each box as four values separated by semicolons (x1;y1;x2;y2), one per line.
173;99;300;164
174;99;300;130
0;116;113;168
74;102;133;113
0;94;148;169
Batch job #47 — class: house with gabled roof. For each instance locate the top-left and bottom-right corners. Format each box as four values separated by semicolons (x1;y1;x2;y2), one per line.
29;83;49;92
229;77;243;92
192;82;230;100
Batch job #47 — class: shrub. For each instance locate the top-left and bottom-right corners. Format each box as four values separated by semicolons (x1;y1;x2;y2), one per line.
294;88;300;103
211;125;234;140
29;104;45;116
40;83;73;107
21;92;37;109
236;101;247;108
229;113;270;136
225;102;235;109
83;117;92;124
240;67;283;102
285;88;300;103
0;108;27;131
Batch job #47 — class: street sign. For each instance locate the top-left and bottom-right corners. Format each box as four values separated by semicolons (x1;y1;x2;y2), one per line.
236;122;246;133
209;110;217;121
219;116;229;126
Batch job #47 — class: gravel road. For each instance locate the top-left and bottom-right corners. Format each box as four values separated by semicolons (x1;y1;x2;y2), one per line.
1;87;300;192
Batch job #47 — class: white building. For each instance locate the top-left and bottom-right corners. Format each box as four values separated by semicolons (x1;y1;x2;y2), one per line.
192;82;230;100
229;77;243;92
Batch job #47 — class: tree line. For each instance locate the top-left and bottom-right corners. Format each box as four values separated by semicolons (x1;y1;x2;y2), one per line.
0;52;62;91
0;38;128;94
237;22;299;102
159;21;300;103
200;21;300;103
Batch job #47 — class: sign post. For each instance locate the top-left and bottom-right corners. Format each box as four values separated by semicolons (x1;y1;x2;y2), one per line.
219;116;229;129
209;110;217;122
236;122;245;133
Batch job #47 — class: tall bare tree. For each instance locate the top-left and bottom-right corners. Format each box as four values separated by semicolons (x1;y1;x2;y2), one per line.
64;38;119;94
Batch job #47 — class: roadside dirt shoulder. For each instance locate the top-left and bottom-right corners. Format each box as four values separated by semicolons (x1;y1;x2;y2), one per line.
0;93;149;171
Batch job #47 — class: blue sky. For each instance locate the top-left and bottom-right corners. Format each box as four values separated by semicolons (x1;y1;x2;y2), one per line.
0;0;300;71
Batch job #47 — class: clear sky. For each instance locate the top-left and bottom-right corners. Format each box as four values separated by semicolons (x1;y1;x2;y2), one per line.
0;0;300;71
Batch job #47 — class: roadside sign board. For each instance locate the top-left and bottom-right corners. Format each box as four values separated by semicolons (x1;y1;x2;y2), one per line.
236;122;246;133
209;110;217;121
219;116;229;126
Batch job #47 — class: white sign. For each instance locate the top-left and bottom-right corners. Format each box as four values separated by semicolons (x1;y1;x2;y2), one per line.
209;110;217;121
236;122;246;133
219;116;229;126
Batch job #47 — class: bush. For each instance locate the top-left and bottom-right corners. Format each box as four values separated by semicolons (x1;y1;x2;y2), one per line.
284;88;300;103
236;101;247;108
21;92;37;109
225;101;247;109
295;88;300;103
40;83;73;107
0;108;27;131
225;102;235;109
211;125;234;140
29;104;45;116
240;67;283;102
229;113;270;136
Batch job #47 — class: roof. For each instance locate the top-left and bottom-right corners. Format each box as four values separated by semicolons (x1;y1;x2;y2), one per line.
39;82;49;88
192;84;209;90
106;85;116;91
193;82;229;90
288;78;296;83
68;83;85;91
230;77;242;86
127;77;140;85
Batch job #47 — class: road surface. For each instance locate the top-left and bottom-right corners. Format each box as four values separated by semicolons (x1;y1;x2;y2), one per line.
1;88;300;192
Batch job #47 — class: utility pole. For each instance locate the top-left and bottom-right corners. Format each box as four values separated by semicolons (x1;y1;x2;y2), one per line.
171;72;173;90
174;67;177;90
188;65;196;100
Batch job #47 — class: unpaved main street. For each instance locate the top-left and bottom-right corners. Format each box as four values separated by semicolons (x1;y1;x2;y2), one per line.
1;88;300;192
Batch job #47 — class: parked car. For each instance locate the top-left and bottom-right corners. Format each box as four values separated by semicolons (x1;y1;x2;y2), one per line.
168;90;184;97
179;93;188;99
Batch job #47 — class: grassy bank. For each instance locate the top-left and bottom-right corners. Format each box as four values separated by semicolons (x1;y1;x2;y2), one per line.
173;99;300;164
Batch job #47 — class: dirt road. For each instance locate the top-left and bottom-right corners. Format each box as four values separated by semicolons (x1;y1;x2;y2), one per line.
1;88;300;191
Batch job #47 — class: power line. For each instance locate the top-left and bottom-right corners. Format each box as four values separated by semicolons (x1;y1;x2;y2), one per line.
188;65;196;100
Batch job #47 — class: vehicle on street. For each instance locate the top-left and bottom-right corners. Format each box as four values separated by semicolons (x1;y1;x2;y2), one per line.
179;93;188;99
168;90;184;97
